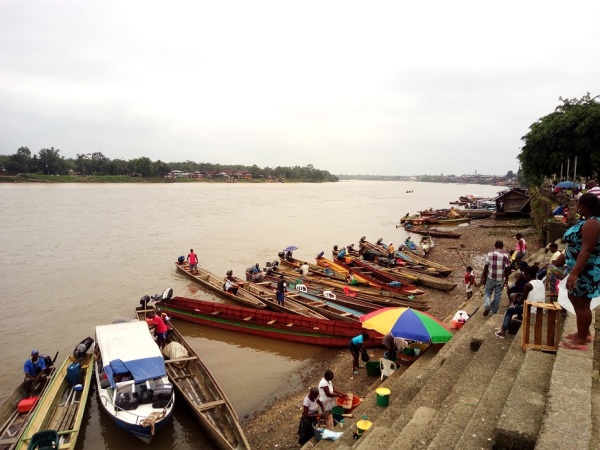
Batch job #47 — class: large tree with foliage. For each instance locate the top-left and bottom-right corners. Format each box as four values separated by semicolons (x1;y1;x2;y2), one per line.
518;93;600;185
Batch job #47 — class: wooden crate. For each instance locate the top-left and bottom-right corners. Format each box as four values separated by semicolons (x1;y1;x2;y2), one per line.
521;301;562;352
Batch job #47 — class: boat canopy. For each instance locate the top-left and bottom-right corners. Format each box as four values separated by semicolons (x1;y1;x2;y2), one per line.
96;320;166;388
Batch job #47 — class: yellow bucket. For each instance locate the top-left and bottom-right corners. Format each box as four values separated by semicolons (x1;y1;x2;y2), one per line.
356;419;372;435
376;387;391;407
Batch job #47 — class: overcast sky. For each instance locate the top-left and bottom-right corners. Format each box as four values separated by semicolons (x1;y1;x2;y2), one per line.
1;1;599;176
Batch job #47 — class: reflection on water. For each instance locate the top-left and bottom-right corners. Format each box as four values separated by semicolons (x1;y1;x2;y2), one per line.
0;181;502;448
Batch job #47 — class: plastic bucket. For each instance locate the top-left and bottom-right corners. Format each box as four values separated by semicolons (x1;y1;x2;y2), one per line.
356;418;372;436
331;406;345;423
312;419;338;441
376;387;391;407
365;361;381;377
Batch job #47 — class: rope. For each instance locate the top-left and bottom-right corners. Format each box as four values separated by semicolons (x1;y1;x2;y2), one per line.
140;408;167;436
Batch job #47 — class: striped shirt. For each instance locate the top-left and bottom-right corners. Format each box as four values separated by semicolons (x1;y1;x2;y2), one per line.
587;186;600;198
484;249;510;281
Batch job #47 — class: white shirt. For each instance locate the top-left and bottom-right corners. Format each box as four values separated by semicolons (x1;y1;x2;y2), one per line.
300;264;310;276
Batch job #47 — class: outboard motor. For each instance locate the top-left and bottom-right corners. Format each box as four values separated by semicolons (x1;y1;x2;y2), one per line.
73;337;94;359
317;251;325;259
152;288;173;303
376;238;383;245
177;255;185;265
277;251;285;258
359;236;366;243
348;244;355;252
140;295;151;308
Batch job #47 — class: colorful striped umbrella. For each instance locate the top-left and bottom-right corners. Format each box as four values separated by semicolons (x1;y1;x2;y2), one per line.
360;307;453;344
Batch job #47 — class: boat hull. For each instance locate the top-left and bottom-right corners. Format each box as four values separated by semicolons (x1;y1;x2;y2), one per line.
157;297;382;347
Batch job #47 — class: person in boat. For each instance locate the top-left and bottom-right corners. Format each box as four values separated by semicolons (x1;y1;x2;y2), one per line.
276;274;286;306
187;248;198;274
297;387;325;445
299;261;310;278
145;311;168;349
347;331;369;375
318;369;347;416
224;272;239;295
24;350;47;397
346;273;358;285
156;308;172;331
336;247;347;260
387;242;395;260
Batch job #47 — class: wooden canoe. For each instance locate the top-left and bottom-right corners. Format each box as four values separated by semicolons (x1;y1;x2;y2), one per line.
135;306;250;450
175;262;266;309
358;238;453;276
262;269;430;309
156;297;383;347
0;355;58;450
16;342;94;450
400;238;426;257
403;226;462;239
231;277;328;319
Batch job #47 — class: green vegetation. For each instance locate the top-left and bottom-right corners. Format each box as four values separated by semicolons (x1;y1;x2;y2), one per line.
519;93;600;186
0;149;338;182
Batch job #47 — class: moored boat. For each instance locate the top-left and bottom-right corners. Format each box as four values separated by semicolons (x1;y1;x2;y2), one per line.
174;262;267;309
94;321;175;443
399;237;426;257
402;226;462;239
16;338;94;450
0;354;57;450
155;296;383;347
135;305;250;450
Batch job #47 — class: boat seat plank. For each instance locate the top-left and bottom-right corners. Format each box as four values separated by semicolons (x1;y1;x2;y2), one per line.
197;400;226;411
172;374;195;381
267;320;277;325
211;311;221;315
286;323;294;327
0;438;18;446
165;356;198;364
243;316;254;321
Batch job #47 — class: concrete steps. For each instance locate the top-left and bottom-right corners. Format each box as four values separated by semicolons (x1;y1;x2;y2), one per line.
311;245;596;449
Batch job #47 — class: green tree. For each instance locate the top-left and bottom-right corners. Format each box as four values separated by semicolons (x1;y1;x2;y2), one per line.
4;147;33;174
38;147;67;175
518;93;600;185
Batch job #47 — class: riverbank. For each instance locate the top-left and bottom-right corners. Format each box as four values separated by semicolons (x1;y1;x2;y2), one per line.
242;218;539;449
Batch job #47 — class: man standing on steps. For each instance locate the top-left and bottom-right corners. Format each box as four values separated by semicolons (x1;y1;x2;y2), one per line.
480;240;511;316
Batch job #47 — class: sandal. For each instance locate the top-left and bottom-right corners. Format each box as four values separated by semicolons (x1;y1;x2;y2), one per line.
353;371;359;375
559;341;588;351
564;333;592;343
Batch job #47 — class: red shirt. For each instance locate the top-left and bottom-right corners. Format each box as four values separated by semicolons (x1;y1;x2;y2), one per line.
146;316;168;333
188;252;198;265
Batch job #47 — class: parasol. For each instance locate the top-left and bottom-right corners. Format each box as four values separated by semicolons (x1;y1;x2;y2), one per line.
284;246;298;252
555;181;578;189
360;307;453;344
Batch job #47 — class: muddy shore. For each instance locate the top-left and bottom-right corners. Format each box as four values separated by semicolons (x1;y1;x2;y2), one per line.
242;219;538;450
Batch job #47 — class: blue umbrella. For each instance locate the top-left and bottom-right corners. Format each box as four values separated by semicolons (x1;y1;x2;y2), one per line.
555;181;578;189
284;246;298;252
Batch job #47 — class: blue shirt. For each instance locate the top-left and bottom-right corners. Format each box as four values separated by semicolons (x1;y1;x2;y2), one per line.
351;334;364;346
24;357;46;377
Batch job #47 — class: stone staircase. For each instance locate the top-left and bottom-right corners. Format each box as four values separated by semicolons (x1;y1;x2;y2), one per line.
311;245;597;449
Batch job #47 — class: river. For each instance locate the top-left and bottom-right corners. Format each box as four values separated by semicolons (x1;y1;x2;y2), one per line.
0;180;502;449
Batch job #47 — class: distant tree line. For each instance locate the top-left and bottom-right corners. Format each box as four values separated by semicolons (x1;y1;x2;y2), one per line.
0;147;338;181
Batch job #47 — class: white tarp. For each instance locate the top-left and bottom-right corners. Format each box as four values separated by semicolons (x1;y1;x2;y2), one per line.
96;320;166;387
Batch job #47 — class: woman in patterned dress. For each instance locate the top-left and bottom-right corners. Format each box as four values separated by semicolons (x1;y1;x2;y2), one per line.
558;193;600;350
